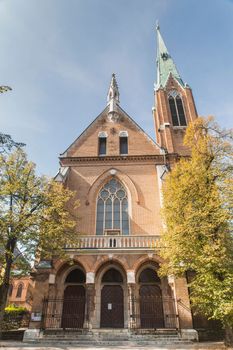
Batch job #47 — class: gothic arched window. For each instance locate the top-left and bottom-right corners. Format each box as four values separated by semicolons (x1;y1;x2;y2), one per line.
16;283;23;298
168;91;187;127
96;178;129;235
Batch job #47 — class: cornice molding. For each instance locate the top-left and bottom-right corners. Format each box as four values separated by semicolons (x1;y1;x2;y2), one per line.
59;153;187;166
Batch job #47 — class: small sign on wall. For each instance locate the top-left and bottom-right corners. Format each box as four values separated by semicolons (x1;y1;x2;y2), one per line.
107;303;112;310
31;312;42;321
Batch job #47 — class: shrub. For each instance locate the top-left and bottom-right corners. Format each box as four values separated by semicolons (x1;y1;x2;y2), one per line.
3;305;29;330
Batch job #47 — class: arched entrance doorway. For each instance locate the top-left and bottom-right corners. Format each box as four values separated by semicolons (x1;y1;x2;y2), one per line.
139;268;164;328
100;268;124;328
61;268;86;329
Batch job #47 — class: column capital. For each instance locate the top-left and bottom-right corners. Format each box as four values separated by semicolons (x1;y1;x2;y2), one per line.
127;270;136;284
86;271;95;284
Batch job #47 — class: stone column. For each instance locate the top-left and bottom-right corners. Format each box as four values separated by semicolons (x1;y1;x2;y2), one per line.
84;272;95;330
127;283;137;329
85;284;95;330
127;271;136;330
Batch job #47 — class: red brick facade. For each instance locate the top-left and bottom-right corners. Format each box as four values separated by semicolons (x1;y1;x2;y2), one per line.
27;29;199;341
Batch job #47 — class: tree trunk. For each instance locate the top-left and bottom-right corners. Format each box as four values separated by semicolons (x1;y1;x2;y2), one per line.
0;239;15;339
225;325;233;347
0;283;10;338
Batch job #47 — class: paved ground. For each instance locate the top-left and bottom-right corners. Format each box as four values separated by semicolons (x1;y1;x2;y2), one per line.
0;341;231;350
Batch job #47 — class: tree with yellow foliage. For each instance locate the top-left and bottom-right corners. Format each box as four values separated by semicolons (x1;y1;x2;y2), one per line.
0;148;79;335
160;117;233;345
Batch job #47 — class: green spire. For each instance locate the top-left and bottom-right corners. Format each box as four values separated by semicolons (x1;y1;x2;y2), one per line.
156;24;184;89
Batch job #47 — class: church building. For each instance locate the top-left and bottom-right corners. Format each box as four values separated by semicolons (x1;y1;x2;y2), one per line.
25;26;200;342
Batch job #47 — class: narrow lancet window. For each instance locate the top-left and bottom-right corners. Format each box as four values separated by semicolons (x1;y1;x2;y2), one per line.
168;92;187;126
119;131;128;155
120;137;128;154
96;178;129;235
168;96;179;126
16;283;23;298
98;137;107;155
176;96;187;126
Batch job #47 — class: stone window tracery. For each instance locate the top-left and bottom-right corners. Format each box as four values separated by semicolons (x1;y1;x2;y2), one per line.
96;178;129;235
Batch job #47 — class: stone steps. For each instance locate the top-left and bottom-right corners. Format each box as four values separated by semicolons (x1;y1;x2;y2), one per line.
39;339;191;345
37;341;193;347
40;328;191;345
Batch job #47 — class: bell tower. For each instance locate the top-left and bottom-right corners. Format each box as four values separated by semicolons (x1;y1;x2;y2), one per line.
153;25;198;155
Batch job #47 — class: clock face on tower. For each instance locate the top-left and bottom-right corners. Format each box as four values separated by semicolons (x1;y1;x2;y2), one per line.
161;52;169;61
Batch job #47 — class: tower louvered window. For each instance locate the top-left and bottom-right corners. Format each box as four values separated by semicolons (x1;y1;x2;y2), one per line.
168;94;187;126
96;178;129;235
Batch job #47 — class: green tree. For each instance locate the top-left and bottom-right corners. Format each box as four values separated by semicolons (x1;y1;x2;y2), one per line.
0;87;19;153
0;86;12;94
159;117;233;345
0;133;25;154
0;148;79;335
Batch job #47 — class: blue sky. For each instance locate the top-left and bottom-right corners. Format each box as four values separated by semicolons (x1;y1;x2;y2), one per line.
0;0;232;176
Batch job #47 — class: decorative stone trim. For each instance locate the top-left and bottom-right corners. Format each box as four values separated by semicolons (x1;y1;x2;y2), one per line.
119;130;128;137
60;153;181;165
98;131;108;138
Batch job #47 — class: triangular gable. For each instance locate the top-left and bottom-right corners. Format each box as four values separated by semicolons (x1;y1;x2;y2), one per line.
117;105;162;150
60;105;162;158
60;107;109;157
164;72;186;91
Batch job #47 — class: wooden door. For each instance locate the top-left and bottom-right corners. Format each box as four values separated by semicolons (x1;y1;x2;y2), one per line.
140;285;164;328
61;285;85;329
100;285;124;328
